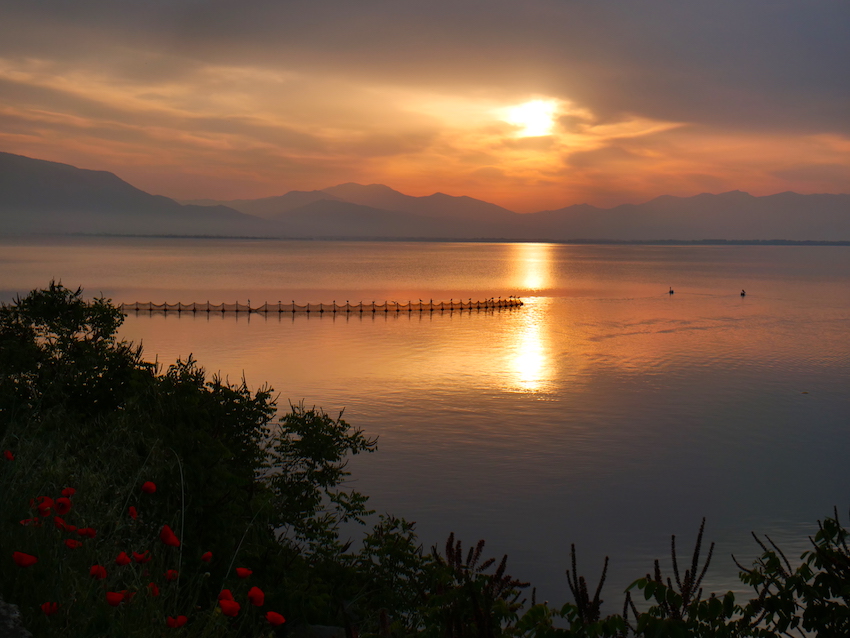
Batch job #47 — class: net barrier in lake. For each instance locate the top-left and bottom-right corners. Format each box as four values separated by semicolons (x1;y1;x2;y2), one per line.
119;297;523;316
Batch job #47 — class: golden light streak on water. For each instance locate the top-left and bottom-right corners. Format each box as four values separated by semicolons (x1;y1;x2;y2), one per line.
508;298;553;392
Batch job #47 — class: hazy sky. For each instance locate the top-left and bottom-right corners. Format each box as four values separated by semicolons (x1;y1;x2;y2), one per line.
1;1;848;211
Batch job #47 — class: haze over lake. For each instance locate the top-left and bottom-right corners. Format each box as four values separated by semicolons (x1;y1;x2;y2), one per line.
4;236;850;606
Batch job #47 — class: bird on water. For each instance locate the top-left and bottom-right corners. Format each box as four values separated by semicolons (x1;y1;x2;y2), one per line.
741;289;746;297
669;287;674;295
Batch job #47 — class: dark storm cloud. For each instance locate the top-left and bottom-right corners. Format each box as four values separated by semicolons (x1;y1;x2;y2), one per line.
2;0;848;134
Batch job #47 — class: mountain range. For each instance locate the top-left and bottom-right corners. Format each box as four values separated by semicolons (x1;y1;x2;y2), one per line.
2;151;849;241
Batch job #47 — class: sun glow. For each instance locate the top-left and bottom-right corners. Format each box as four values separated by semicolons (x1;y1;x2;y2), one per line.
503;99;559;137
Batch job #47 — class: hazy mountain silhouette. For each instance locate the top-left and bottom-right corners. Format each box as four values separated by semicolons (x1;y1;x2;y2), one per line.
183;190;347;219
526;190;850;240
272;200;443;238
0;152;270;236
272;198;515;238
321;183;519;224
3;151;849;240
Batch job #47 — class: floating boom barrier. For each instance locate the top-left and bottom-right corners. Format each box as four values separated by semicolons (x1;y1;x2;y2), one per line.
119;297;523;316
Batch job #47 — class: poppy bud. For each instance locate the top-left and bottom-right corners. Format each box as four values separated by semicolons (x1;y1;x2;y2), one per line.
115;552;131;566
12;551;37;567
235;567;252;579
167;615;188;628
90;564;107;580
248;586;265;607
54;498;72;515
266;611;286;626
219;599;240;617
128;506;138;520
64;539;83;549
41;602;59;616
141;481;157;494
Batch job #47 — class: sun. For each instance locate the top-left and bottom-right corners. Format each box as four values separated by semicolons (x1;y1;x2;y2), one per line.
503;99;558;137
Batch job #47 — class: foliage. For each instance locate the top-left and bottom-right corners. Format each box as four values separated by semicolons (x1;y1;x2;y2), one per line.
0;281;148;434
419;533;529;638
0;283;378;635
265;403;377;556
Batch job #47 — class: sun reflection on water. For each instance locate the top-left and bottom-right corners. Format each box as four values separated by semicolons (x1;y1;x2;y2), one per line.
510;300;553;392
507;243;555;392
512;242;553;292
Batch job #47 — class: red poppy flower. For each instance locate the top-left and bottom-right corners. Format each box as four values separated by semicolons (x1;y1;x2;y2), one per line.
201;551;212;562
235;567;252;579
141;481;157;494
266;611;286;626
167;615;188;628
64;539;83;549
90;564;107;580
78;527;97;539
41;602;59;616
128;506;138;520
61;487;76;497
54;497;72;515
3;449;13;461
106;591;124;606
165;569;179;582
37;498;53;517
115;552;131;566
148;582;160;597
53;516;68;531
133;550;151;564
219;599;240;617
217;589;234;601
247;586;265;607
159;525;180;547
20;518;39;527
12;551;37;567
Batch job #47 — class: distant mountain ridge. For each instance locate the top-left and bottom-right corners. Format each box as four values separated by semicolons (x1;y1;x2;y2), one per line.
0;152;269;236
2;151;849;240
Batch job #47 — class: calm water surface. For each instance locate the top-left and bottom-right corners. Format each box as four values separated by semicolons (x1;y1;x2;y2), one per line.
4;237;850;607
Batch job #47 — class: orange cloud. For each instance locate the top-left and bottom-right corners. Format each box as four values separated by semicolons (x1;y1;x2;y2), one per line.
0;50;848;212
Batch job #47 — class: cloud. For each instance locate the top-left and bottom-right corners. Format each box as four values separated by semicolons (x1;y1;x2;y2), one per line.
0;0;848;209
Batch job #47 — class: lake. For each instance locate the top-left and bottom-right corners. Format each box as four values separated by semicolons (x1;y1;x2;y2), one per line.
3;236;850;608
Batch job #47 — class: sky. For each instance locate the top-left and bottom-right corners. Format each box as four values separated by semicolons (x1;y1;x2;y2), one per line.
0;0;848;212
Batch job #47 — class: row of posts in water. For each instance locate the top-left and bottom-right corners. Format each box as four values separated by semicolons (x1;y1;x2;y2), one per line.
119;297;524;315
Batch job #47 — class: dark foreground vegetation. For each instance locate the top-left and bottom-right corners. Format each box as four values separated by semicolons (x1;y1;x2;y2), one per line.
2;283;849;637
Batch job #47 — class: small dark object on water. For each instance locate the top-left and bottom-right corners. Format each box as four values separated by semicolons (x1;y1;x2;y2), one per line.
669;287;674;295
741;289;746;297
